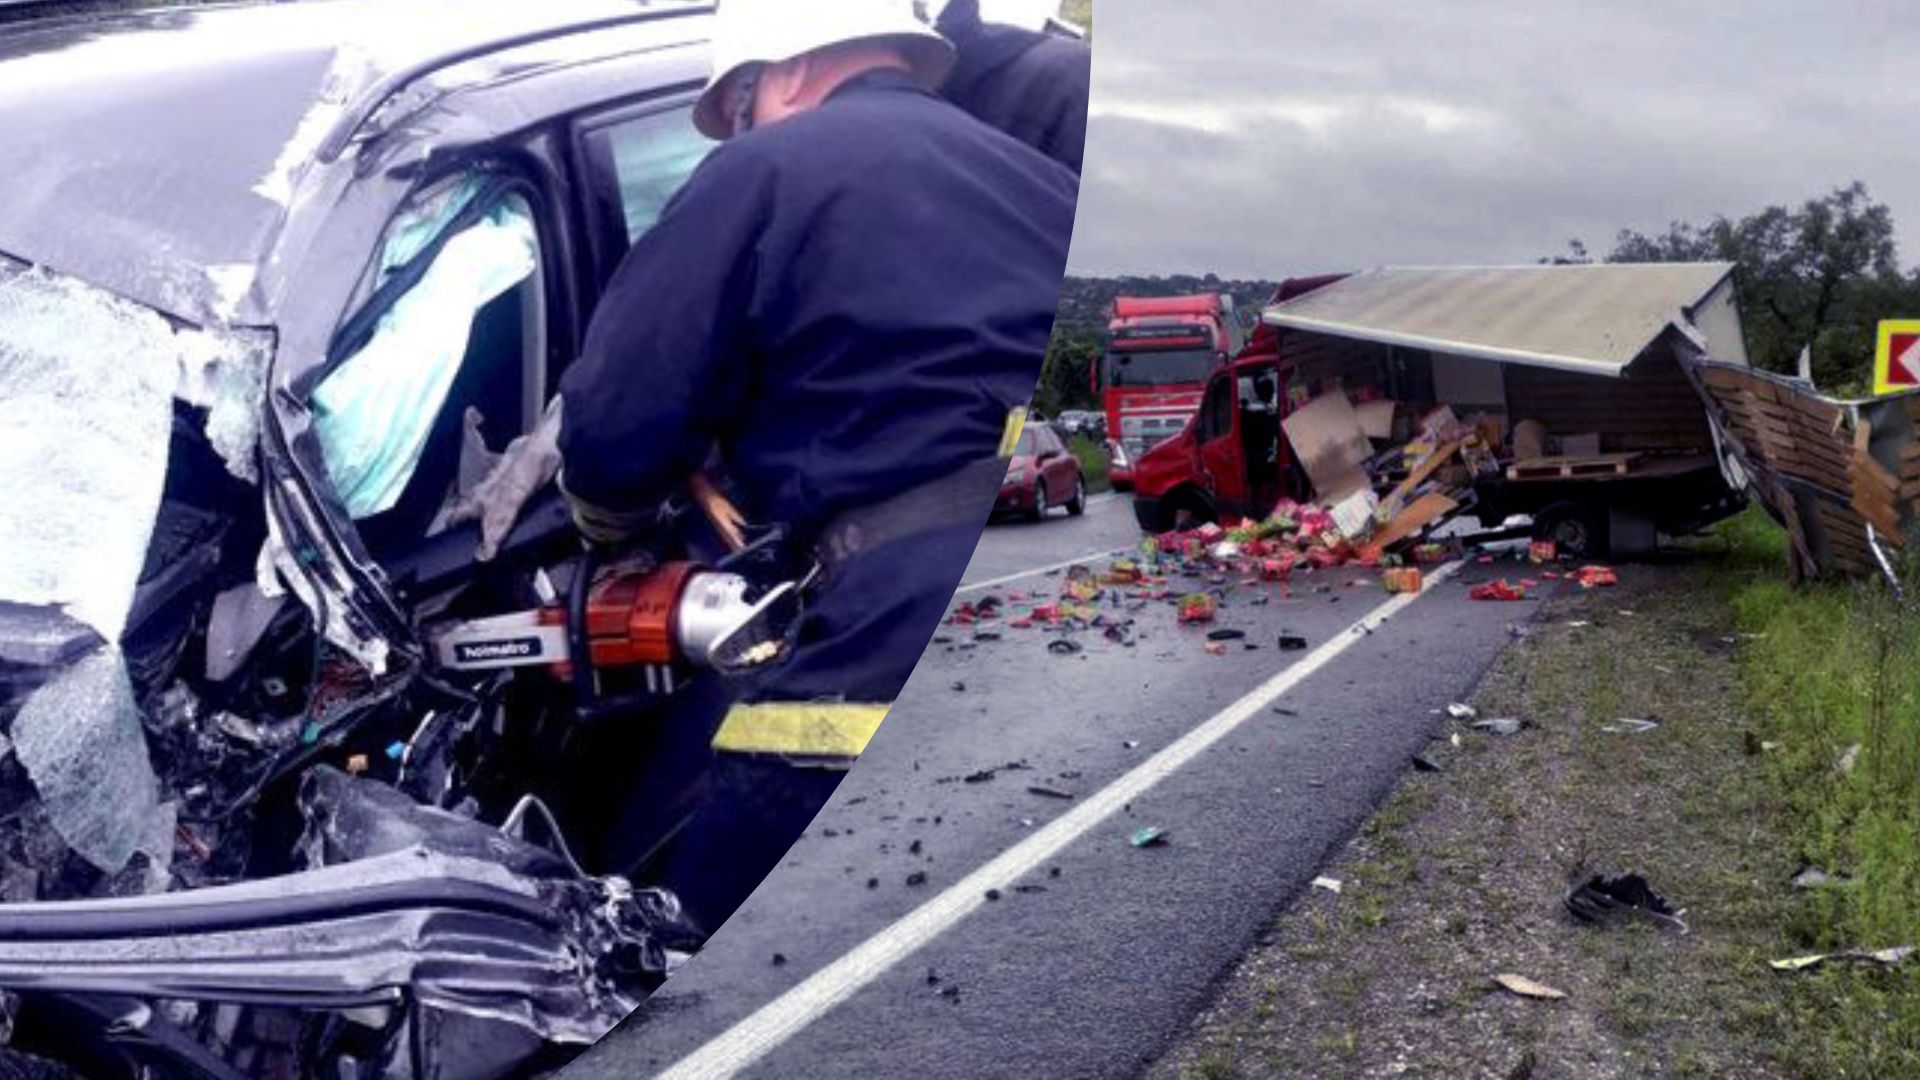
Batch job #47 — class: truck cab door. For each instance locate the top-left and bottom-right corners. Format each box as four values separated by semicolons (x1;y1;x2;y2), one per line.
1193;374;1249;516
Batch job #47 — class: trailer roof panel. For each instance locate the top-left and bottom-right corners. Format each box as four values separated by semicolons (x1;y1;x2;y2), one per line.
1262;262;1736;378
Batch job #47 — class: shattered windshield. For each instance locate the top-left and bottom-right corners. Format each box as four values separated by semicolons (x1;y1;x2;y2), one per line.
0;263;268;644
0;261;270;892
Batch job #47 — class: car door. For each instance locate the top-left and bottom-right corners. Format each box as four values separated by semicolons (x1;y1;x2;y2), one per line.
1194;372;1249;515
1036;426;1076;497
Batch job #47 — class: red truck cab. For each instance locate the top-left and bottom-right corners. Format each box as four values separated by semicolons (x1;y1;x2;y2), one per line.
1130;277;1340;531
1095;293;1235;489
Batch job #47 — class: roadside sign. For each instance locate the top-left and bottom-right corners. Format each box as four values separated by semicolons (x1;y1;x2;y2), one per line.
1873;320;1920;395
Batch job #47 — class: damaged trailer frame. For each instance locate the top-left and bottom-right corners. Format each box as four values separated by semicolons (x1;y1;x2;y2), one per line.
1130;263;1753;557
1681;358;1920;584
0;2;738;1076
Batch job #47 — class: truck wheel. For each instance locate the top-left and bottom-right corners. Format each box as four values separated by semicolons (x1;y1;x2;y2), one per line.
1029;482;1049;522
1534;501;1608;559
1148;487;1216;531
1066;475;1087;516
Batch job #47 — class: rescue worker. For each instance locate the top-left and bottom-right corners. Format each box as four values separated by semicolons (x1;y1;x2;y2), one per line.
927;0;1090;174
549;0;1077;930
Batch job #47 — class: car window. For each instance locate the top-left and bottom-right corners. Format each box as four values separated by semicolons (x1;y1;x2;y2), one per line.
1014;428;1036;456
1195;376;1234;441
312;183;547;548
577;103;714;255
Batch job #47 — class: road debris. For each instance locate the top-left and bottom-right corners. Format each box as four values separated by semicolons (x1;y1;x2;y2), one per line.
1026;784;1074;800
1277;634;1309;651
1046;638;1083;655
1575;565;1618;588
1311;876;1342;894
1178;593;1218;623
1565;873;1687;932
1446;702;1477;720
1207;628;1246;641
1836;743;1862;775
1471;717;1525;736
1382;566;1422;593
1492;973;1567;1000
1411;753;1443;773
1129;826;1169;848
1468;579;1526;601
1771;946;1913;972
1791;865;1854;890
1600;717;1660;734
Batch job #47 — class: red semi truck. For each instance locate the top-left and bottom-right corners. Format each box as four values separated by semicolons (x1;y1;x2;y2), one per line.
1094;293;1236;490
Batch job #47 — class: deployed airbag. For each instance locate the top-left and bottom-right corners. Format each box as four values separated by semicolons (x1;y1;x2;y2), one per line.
312;203;537;518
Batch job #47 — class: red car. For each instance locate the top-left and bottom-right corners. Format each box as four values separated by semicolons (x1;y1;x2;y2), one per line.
997;423;1087;521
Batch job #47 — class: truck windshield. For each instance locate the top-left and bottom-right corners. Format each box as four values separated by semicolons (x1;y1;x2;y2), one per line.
1104;347;1217;388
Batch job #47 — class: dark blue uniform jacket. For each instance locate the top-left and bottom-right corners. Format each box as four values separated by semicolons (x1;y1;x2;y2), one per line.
558;69;1077;544
937;4;1090;174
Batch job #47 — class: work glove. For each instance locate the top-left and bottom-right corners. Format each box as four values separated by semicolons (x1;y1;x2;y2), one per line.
445;396;564;561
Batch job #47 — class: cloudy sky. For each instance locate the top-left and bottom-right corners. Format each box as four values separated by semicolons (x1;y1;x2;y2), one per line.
1072;1;1920;279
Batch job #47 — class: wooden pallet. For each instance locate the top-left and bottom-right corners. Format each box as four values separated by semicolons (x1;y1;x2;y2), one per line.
1505;453;1641;480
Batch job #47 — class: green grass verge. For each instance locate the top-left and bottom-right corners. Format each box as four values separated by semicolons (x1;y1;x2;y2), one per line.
1719;506;1920;1073
1068;434;1111;493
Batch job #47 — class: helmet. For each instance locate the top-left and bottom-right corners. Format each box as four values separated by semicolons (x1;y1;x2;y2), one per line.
693;0;957;139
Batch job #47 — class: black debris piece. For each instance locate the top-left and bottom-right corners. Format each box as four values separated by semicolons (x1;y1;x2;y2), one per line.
906;871;928;887
1014;884;1047;894
1411;753;1443;773
1047;638;1083;655
984;888;1001;901
772;953;788;967
867;877;879;889
1565;873;1687;931
1207;628;1246;641
909;839;923;855
1027;784;1074;800
951;681;966;692
1278;635;1309;651
963;768;996;783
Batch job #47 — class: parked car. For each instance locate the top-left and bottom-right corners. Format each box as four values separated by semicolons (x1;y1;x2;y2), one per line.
1055;408;1105;440
997;423;1087;521
0;3;767;1076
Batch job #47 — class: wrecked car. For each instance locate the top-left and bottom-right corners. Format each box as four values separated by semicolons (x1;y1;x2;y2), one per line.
0;3;803;1076
1131;264;1751;557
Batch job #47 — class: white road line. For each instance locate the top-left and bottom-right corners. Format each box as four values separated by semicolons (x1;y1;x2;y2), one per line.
955;548;1132;594
655;560;1464;1080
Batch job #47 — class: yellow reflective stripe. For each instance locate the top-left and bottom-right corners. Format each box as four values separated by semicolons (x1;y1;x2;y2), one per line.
998;406;1029;459
710;702;891;758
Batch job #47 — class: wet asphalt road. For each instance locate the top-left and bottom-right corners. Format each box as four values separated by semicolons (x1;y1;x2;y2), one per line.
568;494;1536;1079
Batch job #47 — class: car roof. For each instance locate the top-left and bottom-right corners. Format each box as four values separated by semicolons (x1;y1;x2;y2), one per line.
0;0;711;327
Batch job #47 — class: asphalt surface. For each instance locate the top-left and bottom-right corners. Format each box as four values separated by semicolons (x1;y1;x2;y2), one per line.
568;494;1535;1079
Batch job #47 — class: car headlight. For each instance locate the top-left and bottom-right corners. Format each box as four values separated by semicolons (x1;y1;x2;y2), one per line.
1005;468;1027;484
